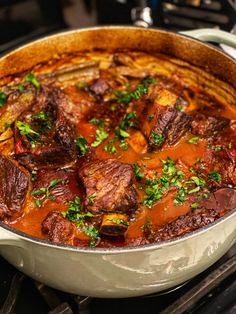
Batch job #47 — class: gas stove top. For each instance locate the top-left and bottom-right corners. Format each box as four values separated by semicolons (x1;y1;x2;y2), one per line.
1;244;236;314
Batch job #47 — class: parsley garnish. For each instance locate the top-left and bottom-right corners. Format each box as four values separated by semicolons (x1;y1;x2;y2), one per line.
187;136;199;144
119;112;136;130
89;117;104;127
88;192;96;206
190;202;200;209
0;91;7;107
25;73;40;89
174;187;188;205
104;140;117;154
82;225;99;247
33;111;52;133
114;77;156;104
76;135;88;156
62;196;93;227
208;170;221;183
119;140;129;150
150;131;165;146
16;121;39;147
91;129;108;147
132;163;144;180
31;179;62;207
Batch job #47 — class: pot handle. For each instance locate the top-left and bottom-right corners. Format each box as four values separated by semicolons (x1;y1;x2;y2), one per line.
180;28;236;49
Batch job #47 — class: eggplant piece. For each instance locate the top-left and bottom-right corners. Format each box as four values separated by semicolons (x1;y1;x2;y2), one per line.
100;213;129;236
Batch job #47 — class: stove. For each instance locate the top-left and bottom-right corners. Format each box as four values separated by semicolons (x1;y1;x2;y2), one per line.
1;244;236;314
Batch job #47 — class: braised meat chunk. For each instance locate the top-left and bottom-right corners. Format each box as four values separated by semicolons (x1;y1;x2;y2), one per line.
191;113;229;137
0;155;29;220
14;86;77;170
144;106;191;149
42;211;75;244
78;159;137;214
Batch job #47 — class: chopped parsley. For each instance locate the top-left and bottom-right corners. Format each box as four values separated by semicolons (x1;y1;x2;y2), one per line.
150;131;165;146
119;140;129;150
88;192;96;206
104;140;117;154
16;121;39;147
174;187;188;205
0;91;7;107
17;84;25;92
33;111;52;133
75;81;88;89
114;77;156;104
162;157;176;176
119;112;136;130
82;225;99;247
25;73;40;89
115;128;129;138
187;136;200;145
62;196;93;227
208;170;221;183
190;202;200;209
31;179;62;207
91;129;108;147
76;135;88;156
132;163;144;180
89;117;104;127
148;114;154;121
143;184;163;208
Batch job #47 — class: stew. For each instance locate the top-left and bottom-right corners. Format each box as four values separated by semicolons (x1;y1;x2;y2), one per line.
0;50;236;248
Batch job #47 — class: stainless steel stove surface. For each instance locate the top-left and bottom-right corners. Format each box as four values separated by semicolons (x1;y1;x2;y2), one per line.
1;244;236;314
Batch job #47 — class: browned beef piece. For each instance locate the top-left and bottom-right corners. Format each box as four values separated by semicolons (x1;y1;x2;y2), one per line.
78;159;137;214
0;155;29;220
90;79;110;96
15;86;77;170
191;113;229;137
153;188;236;242
146;106;191;149
33;168;82;204
42;211;75;244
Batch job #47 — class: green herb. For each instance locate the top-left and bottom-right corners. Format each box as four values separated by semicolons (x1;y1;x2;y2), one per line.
175;104;183;111
33;111;52;133
31;170;37;182
16;121;39;147
208;170;221;183
141;218;152;232
82;225;99;247
132;163;144;180
109;219;129;226
119;111;136;130
174;187;188;205
91;129;108;147
162;157;176;176
190;202;200;209
88;192;96;206
17;84;24;92
4;122;12;129
208;144;222;151
148;114;154;121
159;175;170;190
104;140;117;154
76;135;88;156
170;170;184;188
119;140;129;150
143;184;163;208
188;176;206;194
25;73;40;89
0;91;7;107
62;196;94;227
187;136;200;145
89;117;104;127
75;82;88;89
115;128;129;138
31;179;62;207
150;131;165;146
114;77;156;104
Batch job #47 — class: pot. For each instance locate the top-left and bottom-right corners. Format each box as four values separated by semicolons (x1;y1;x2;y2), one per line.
0;27;236;298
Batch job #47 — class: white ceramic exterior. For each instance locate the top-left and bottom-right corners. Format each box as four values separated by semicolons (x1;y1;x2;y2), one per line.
1;209;236;298
0;27;236;298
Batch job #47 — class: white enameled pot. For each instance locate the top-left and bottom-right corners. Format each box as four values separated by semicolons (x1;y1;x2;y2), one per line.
0;27;236;298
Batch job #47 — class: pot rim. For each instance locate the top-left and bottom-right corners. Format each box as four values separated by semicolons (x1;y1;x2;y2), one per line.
0;26;236;254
